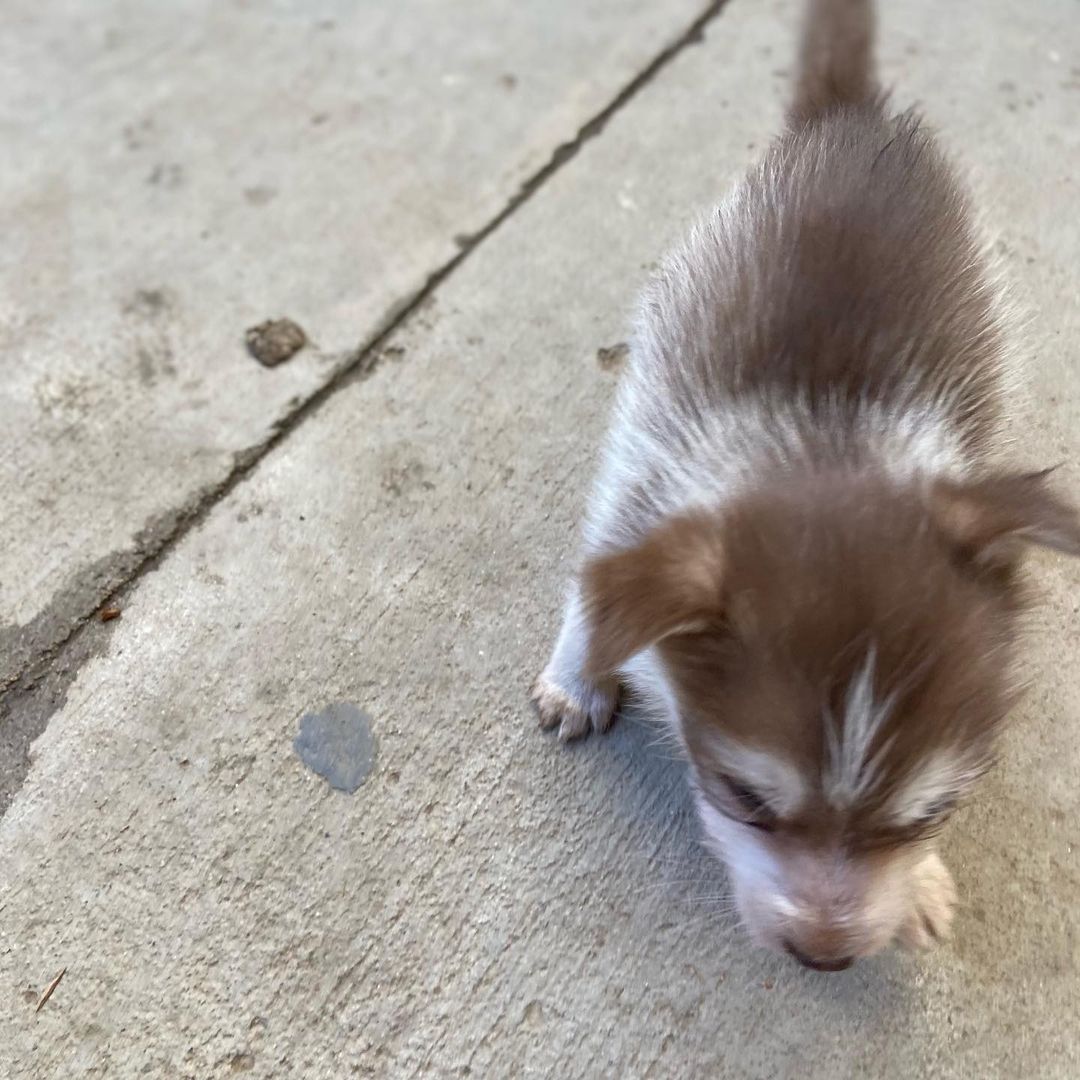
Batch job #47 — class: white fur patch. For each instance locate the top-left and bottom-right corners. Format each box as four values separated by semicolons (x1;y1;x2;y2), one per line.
695;791;782;888
583;390;971;557
824;648;897;808
885;749;981;828
619;647;680;723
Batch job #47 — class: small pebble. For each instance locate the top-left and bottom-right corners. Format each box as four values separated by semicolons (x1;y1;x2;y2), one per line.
596;342;629;371
245;318;307;367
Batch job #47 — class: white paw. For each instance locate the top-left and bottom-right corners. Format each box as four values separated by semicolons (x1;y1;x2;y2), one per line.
898;851;958;949
530;671;618;742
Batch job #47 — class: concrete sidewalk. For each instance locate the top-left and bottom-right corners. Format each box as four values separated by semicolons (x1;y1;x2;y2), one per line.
0;0;710;689
2;0;1080;1076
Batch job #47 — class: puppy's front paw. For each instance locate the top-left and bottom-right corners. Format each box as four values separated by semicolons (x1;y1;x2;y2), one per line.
530;671;618;742
898;852;958;949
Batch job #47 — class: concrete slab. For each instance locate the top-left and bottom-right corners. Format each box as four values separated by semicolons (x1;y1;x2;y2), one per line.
3;0;1080;1076
0;0;711;685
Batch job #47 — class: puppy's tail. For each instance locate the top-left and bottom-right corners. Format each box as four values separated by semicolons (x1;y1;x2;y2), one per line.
790;0;879;124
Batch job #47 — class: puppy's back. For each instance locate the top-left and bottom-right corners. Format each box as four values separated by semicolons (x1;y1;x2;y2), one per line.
593;0;1009;549
636;110;1005;445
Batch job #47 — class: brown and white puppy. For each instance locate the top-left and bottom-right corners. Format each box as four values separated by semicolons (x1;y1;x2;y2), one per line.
532;0;1080;971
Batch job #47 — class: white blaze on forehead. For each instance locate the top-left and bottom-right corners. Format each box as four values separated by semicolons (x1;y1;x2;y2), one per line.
885;749;982;828
824;647;899;809
710;737;808;817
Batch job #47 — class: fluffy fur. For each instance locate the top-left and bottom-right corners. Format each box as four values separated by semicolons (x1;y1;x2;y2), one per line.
532;0;1080;969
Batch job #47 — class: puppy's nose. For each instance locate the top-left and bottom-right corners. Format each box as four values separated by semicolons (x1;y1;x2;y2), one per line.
783;939;854;972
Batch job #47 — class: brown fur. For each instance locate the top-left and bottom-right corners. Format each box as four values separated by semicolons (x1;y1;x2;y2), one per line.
630;105;1007;473
582;512;724;677
583;465;1080;825
534;0;1080;966
791;0;878;124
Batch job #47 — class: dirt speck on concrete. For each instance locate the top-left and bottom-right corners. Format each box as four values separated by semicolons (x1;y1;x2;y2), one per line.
596;341;629;371
243;185;277;206
227;1051;255;1072
147;162;184;188
123;287;173;319
245;319;307;367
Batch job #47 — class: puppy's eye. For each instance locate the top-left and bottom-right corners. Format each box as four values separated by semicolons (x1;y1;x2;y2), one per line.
723;777;776;832
864;795;960;850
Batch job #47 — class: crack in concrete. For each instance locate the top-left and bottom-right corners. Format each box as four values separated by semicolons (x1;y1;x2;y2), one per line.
0;0;729;816
0;501;208;693
0;615;122;818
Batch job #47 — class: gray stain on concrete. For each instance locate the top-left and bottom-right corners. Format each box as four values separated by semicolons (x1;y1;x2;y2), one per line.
294;702;377;793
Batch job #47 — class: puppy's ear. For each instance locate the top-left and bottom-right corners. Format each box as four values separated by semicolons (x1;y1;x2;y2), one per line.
931;469;1080;568
581;512;725;677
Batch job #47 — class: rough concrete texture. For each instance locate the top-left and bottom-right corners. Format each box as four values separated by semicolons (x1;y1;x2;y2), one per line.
0;0;709;685
2;0;1080;1076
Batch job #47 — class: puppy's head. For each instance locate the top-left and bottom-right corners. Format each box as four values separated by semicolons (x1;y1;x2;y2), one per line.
583;468;1080;968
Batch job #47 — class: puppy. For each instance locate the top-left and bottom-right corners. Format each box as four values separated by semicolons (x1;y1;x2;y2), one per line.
532;0;1080;971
